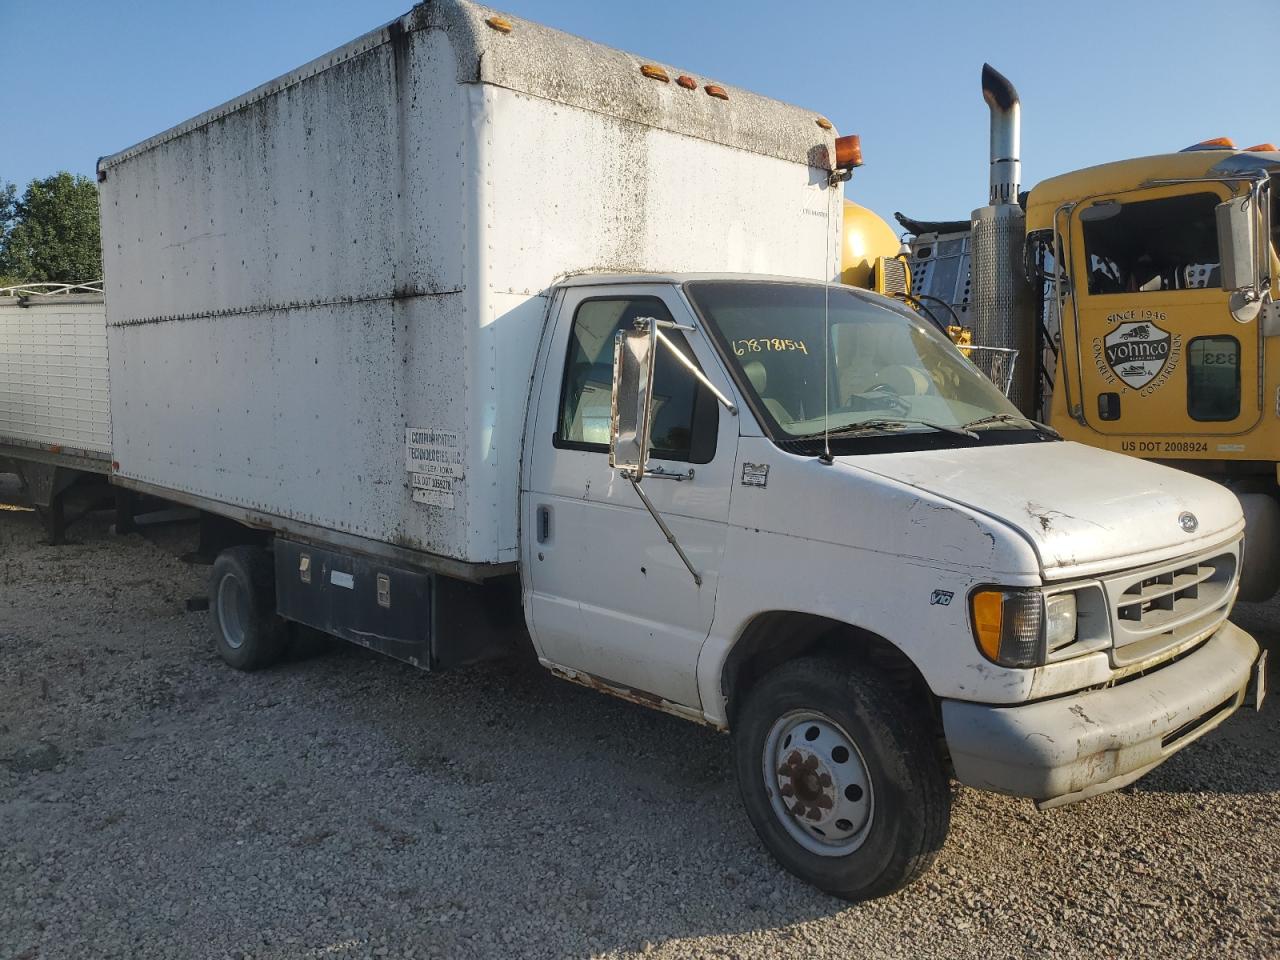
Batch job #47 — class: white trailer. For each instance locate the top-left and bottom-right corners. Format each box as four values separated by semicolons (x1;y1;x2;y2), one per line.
98;0;1265;900
0;282;114;540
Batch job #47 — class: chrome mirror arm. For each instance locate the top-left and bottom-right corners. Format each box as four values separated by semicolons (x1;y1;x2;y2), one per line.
625;474;702;587
651;322;738;416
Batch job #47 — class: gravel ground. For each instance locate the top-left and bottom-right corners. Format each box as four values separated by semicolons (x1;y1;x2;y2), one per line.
2;480;1278;960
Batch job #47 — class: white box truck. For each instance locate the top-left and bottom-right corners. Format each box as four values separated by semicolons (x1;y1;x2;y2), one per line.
0;282;114;541
97;0;1266;899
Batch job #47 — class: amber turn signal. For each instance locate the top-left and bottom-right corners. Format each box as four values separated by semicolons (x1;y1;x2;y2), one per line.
971;590;1004;662
970;588;1045;668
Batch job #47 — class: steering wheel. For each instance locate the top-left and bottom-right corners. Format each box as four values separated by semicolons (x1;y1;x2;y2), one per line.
846;382;910;414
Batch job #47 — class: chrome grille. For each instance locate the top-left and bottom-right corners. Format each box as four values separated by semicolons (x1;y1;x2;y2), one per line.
1104;541;1239;666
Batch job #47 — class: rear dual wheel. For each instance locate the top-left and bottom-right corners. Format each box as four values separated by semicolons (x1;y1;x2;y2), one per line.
210;546;287;670
733;657;950;900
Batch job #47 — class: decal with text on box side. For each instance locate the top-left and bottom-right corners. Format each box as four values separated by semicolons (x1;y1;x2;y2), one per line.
406;428;462;509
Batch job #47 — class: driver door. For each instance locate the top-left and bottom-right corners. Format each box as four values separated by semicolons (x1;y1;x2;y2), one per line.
1067;184;1261;436
521;284;738;709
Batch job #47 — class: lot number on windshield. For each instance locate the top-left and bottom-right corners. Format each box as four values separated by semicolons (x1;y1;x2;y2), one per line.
733;338;808;356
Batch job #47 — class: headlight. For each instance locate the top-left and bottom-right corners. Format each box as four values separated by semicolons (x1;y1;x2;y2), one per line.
1044;592;1078;653
971;588;1081;667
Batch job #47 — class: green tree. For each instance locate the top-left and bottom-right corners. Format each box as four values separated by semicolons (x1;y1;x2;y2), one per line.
0;173;102;284
0;180;18;287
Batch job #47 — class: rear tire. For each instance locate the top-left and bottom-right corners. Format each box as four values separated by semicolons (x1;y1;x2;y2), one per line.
732;656;950;900
210;546;286;671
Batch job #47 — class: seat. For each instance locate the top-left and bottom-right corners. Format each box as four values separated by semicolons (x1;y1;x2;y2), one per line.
743;360;794;424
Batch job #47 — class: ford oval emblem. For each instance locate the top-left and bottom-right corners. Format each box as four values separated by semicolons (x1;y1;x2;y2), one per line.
1179;511;1198;533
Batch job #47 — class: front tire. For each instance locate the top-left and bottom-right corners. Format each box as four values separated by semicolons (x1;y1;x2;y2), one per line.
732;656;950;900
210;546;286;671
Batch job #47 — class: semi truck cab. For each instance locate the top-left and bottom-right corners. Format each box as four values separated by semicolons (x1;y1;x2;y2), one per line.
893;65;1280;603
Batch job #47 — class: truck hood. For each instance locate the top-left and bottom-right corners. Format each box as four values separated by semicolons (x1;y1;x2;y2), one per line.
844;440;1243;579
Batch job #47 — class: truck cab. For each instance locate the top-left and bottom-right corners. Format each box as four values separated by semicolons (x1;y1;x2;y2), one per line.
520;272;1263;898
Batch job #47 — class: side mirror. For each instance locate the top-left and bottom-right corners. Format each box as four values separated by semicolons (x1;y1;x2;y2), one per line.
609;322;657;477
1216;194;1263;322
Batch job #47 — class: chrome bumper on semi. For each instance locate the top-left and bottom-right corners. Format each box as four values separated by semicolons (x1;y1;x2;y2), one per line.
942;621;1262;808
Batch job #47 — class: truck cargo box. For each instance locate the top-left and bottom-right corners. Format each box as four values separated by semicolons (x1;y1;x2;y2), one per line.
0;283;110;467
98;0;840;571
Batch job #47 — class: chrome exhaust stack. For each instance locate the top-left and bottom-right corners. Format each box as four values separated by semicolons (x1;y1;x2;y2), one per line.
971;63;1035;414
983;64;1022;205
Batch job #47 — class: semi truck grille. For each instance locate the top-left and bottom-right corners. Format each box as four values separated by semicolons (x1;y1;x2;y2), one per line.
1104;542;1239;667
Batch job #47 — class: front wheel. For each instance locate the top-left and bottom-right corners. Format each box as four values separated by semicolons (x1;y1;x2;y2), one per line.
732;657;950;900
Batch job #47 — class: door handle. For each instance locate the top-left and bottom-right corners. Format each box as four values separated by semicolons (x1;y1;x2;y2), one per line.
536;504;552;543
644;466;694;481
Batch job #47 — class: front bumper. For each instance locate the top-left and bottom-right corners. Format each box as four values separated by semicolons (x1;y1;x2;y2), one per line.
941;621;1260;808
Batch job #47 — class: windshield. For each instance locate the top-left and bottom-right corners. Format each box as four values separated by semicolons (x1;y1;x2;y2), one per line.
685;281;1022;440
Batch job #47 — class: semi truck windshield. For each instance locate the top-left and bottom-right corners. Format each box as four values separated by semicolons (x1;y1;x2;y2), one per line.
685;281;1022;442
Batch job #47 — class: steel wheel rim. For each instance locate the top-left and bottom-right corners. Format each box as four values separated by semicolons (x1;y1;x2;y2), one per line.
216;573;248;650
762;709;874;856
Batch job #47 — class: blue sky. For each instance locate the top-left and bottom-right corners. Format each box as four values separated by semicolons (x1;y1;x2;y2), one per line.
3;0;1274;230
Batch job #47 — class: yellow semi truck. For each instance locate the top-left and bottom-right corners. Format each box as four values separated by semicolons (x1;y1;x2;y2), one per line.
863;65;1280;599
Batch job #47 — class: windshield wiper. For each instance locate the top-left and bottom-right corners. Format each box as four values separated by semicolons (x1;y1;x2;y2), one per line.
959;413;1061;438
803;418;979;441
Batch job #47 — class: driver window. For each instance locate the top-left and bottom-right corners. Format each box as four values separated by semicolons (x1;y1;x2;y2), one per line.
556;296;717;464
1082;193;1221;295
